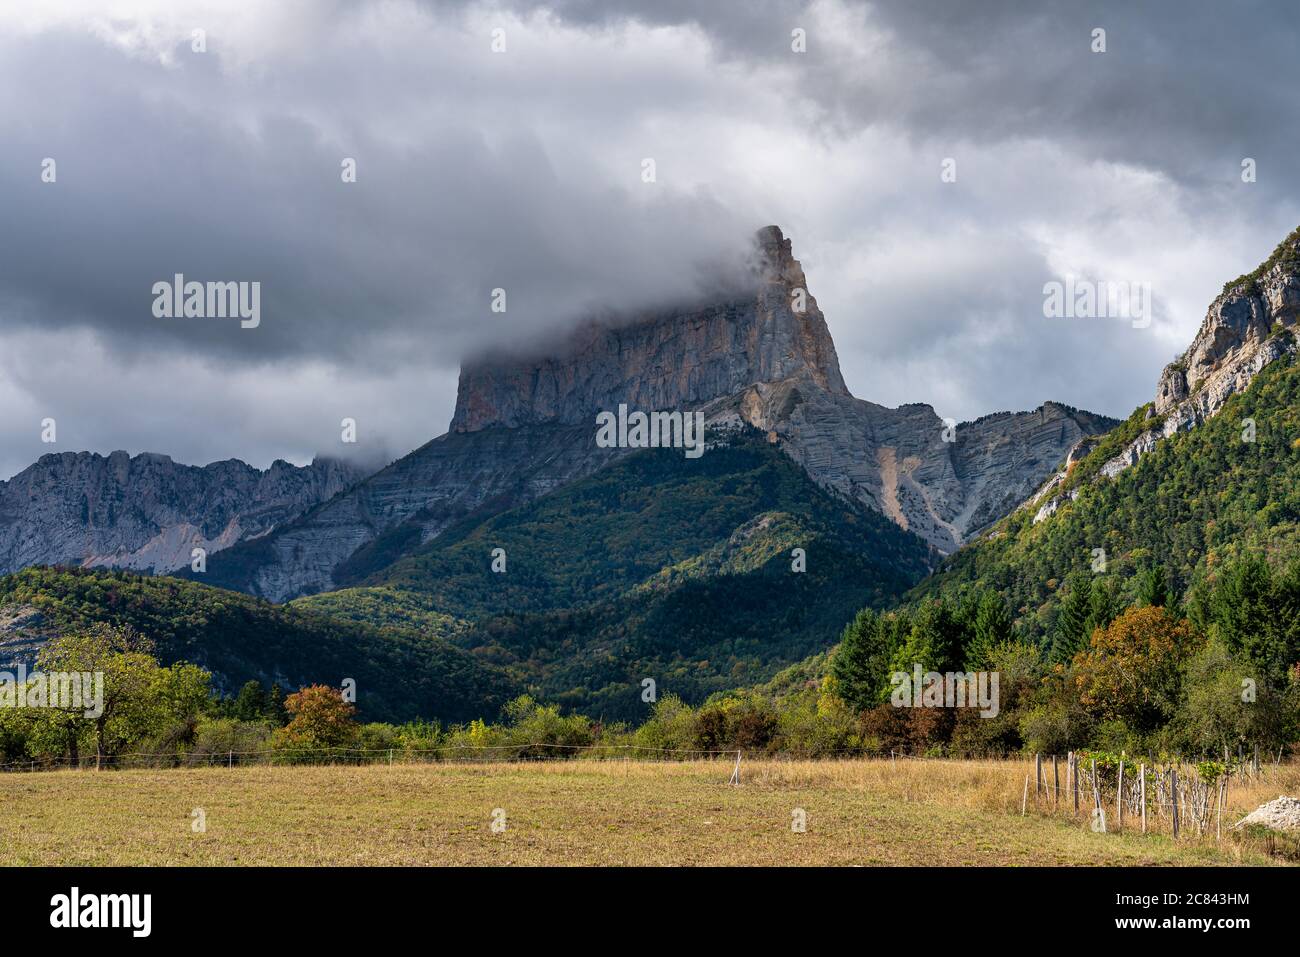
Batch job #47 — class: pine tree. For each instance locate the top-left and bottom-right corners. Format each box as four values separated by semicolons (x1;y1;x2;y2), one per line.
1135;565;1171;609
830;609;883;711
1049;573;1093;663
967;591;1012;668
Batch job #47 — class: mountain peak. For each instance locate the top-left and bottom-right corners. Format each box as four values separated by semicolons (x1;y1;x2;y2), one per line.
126;227;1120;599
450;226;847;433
754;224;814;288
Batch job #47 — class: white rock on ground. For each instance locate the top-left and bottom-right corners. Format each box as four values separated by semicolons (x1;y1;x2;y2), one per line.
1232;796;1300;831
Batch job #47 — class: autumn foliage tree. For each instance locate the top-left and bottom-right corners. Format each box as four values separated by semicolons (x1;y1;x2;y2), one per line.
276;685;358;750
1071;606;1195;734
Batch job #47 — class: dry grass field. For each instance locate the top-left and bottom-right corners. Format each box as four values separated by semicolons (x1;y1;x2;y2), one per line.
1;758;1296;866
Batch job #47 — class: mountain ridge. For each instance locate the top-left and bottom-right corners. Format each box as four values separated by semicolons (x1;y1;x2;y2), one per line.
0;450;369;576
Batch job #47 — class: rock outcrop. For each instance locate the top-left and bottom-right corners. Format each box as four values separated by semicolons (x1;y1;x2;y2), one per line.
0;452;368;574
1157;245;1300;416
0;603;46;670
1029;228;1300;524
193;226;1115;600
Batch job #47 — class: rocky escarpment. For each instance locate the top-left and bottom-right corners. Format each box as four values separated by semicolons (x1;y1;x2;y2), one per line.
451;226;848;432
1029;228;1300;524
194;226;1116;602
0;451;368;574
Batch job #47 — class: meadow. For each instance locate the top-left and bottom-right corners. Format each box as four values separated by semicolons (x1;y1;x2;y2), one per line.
2;758;1295;866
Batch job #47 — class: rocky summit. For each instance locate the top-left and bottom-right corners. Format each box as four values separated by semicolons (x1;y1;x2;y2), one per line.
184;226;1115;602
450;226;849;432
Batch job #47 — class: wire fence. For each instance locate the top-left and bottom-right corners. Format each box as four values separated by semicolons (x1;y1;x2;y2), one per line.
0;742;1059;773
1018;749;1290;841
4;741;1281;771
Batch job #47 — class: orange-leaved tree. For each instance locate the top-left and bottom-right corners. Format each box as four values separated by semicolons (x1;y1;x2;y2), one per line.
1071;606;1195;734
278;684;358;750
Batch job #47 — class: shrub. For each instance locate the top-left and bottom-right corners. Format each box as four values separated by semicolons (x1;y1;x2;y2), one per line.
187;716;275;766
271;684;359;758
631;695;697;756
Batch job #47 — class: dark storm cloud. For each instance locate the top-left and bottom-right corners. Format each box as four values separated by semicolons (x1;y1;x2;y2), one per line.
1;0;1297;481
518;0;1300;207
0;26;752;371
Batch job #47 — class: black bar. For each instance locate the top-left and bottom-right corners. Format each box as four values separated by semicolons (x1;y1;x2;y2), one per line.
2;866;1274;941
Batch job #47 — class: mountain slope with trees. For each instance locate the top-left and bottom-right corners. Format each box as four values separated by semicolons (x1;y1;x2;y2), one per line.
0;567;517;723
293;427;937;719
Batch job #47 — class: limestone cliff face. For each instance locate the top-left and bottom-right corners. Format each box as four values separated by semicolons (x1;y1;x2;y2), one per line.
0;451;367;575
450;225;848;432
1156;248;1300;417
187;226;1116;602
1028;228;1300;524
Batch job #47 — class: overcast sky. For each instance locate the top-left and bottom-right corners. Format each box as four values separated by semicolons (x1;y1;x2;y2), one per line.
2;0;1298;480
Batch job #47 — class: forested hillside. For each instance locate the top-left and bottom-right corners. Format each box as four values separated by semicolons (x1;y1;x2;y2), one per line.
732;333;1300;758
913;341;1300;652
0;567;517;723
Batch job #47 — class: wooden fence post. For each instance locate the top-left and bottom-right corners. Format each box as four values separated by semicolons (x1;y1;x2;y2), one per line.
1035;753;1043;797
1171;769;1180;839
1139;764;1146;834
1053;754;1060;808
1073;753;1080;813
1116;761;1124;830
1021;775;1029;816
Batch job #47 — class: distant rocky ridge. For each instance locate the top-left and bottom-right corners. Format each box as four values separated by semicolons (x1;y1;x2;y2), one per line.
1029;228;1300;524
0;451;368;575
190;226;1115;601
